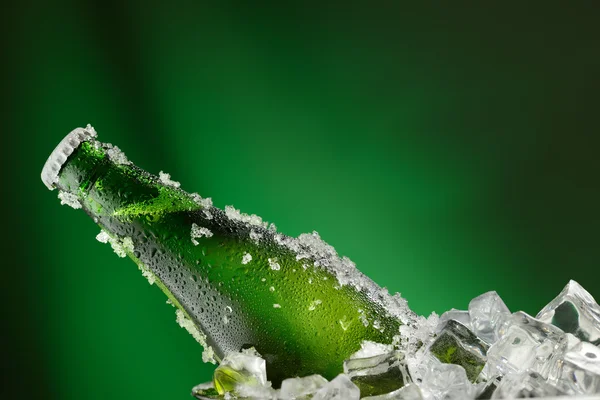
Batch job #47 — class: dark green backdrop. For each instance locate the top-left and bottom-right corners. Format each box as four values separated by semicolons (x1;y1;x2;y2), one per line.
2;2;599;399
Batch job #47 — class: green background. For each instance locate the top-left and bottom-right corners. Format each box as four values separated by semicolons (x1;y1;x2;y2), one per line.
3;2;599;399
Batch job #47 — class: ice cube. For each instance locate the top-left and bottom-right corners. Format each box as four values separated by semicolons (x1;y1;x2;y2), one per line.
405;353;441;388
491;370;564;399
566;332;583;351
280;374;328;399
553;341;600;395
468;291;511;345
536;280;600;346
428;320;489;382
483;312;567;379
312;374;360;400
437;309;471;332
343;351;410;397
361;383;423;399
213;350;267;395
420;363;473;400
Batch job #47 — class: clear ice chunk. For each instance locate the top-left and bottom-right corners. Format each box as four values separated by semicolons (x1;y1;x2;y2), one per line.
553;341;600;395
468;291;511;345
279;374;328;399
343;351;410;397
361;383;423;399
213;349;267;395
312;374;360;400
491;371;564;399
428;320;489;382
436;309;471;332
483;311;567;379
405;353;441;389
536;280;600;346
564;332;583;353
419;363;473;400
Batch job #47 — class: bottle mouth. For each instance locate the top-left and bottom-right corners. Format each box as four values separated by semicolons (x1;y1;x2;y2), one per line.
41;125;98;190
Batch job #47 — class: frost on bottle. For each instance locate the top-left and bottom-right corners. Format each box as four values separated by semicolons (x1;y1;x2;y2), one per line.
41;126;413;386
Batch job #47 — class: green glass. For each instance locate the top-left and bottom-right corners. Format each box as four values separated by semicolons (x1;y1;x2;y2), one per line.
42;127;408;386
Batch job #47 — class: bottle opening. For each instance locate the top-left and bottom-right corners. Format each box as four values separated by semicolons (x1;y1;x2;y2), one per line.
41;124;98;190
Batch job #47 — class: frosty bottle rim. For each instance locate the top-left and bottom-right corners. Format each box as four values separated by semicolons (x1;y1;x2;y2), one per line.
41;124;98;190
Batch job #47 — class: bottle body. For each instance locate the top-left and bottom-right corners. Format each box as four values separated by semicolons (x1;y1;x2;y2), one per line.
43;127;411;385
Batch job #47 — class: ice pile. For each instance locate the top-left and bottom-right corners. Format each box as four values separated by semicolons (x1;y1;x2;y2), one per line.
192;280;600;399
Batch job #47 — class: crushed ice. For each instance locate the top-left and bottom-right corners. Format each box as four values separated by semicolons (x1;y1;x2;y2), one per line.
242;252;252;265
268;258;281;271
176;309;216;364
58;190;82;209
225;205;269;229
104;143;130;165
95;229;133;258
249;229;263;243
191;223;213;245
158;171;181;188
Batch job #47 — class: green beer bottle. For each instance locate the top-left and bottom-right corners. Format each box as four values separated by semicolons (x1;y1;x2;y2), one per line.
41;125;412;386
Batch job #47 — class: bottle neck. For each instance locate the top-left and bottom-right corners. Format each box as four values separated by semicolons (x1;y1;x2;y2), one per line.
53;137;225;364
56;139;201;223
